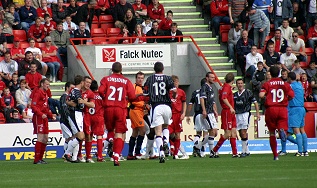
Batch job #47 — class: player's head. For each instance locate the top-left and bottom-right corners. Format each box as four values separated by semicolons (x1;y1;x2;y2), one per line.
269;66;280;78
236;78;244;91
112;62;122;73
171;75;179;88
205;72;215;84
224;73;235;84
90;80;98;91
65;81;75;92
288;71;296;82
135;71;145;85
200;78;206;86
74;75;84;87
83;76;92;90
154;62;164;73
40;78;50;91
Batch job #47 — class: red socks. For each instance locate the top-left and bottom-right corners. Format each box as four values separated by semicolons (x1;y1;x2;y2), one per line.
34;141;42;163
78;141;83;158
97;139;103;158
269;136;278;157
213;135;226;152
174;139;180;156
230;137;237;155
85;141;92;159
113;138;124;155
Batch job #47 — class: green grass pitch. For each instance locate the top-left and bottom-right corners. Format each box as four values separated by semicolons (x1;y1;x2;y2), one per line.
0;153;316;187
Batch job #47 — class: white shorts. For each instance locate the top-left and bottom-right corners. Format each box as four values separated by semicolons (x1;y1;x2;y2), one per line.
202;113;218;130
150;104;172;128
194;114;206;132
60;122;72;139
144;115;151;135
236;112;250;131
68;111;84;134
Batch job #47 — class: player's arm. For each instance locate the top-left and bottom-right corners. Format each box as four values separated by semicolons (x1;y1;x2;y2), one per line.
250;90;260;120
259;84;267;99
213;102;218;121
200;97;207;118
82;98;95;108
222;98;235;114
181;100;187;120
185;103;193;124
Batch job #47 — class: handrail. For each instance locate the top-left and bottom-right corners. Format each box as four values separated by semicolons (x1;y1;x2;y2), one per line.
69;35;222;86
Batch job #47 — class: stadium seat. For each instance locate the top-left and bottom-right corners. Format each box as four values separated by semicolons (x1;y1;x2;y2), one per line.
0;56;4;62
6;43;13;49
36;42;45;48
20;42;30;49
106;28;121;37
86;41;93;45
99;15;114;24
100;23;115;31
91;28;106;37
307;55;311;63
298;35;306;42
92;37;107;44
91;23;98;30
300;61;308;69
221;32;228;43
304;102;317;111
77;2;87;6
63;3;70;7
13;30;27;41
305;48;314;56
92;16;99;25
257;48;265;54
0;112;5;124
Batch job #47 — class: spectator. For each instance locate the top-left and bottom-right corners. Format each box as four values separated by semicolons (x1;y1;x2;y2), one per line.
36;0;53;22
95;0;110;17
278;19;293;41
113;0;134;28
46;87;60;116
25;38;48;76
228;0;248;26
50;22;70;67
76;0;96;29
5;109;25;123
280;46;297;72
246;7;270;48
236;30;254;75
1;0;14;10
15;79;31;113
28;17;46;42
228;21;243;63
271;0;293;29
8;73;20;98
117;24;131;44
280;66;287;81
146;20;164;43
18;51;43;79
147;0;164;23
4;4;22;30
25;62;43;90
10;40;25;63
291;60;305;76
1;87;15;119
41;36;60;82
0;76;6;95
266;29;288;54
1;16;14;44
132;23;146;44
310;73;317;101
159;10;173;31
311;46;317;63
132;0;147;24
0;26;8;56
307;20;317;49
74;22;91;45
289;2;305;35
141;16;152;34
32;0;42;8
22;107;33;123
288;31;306;62
252;0;273;18
67;0;79;25
0;52;18;85
43;14;56;36
246;45;264;78
107;0;119;16
301;73;314;102
305;0;317;32
210;0;230;40
19;0;38;31
164;22;183;43
306;61;316;82
124;8;137;35
52;0;68;23
251;61;266;102
263;41;280;69
63;15;77;38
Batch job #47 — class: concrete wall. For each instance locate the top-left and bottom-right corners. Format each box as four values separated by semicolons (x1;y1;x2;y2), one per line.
67;42;222;113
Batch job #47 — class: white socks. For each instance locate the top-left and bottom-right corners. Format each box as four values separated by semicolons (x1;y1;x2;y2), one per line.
162;129;169;143
207;136;214;152
155;136;164;157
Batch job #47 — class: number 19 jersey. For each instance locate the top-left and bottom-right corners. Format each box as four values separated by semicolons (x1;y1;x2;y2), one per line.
261;77;294;107
99;73;136;109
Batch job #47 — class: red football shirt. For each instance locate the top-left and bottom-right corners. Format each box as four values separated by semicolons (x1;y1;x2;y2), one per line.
219;83;234;110
92;91;104;116
99;73;136;109
82;89;95;114
170;87;186;114
41;46;58;62
36;7;53;18
159;18;173;30
132;3;147;12
25;72;43;90
261;77;294;107
11;47;25;60
44;21;56;35
28;24;46;40
0;81;6;92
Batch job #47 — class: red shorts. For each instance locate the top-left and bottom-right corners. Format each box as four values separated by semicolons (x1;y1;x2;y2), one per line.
83;113;92;135
129;109;144;129
265;107;288;132
91;115;105;136
221;109;237;130
168;113;183;134
104;107;127;133
32;115;49;134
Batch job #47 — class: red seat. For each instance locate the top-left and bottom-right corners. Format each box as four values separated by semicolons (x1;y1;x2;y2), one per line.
63;3;70;7
13;30;27;41
298;35;306;42
270;24;275;31
77;2;87;6
307;55;312;63
6;43;13;49
20;42;30;49
99;15;114;24
257;48;265;55
100;23;114;31
0;112;5;124
92;37;107;44
219;24;231;35
0;57;4;62
304;102;317;111
92;16;98;25
221;32;228;43
86;41;93;45
91;28;106;37
305;48;314;56
91;23;98;30
300;61;308;69
106;28;121;37
36;42;45;48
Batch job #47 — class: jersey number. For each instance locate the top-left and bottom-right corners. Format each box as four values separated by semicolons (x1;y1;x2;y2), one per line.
271;89;284;103
196;93;200;104
108;86;123;101
153;82;166;95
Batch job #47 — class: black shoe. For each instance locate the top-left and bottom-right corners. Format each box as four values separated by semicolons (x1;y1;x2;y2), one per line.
71;159;80;163
107;141;113;157
163;142;169;156
214;155;220;158
159;156;165;163
193;146;202;157
64;154;72;162
40;160;48;164
33;160;44;164
232;154;240;158
209;150;216;158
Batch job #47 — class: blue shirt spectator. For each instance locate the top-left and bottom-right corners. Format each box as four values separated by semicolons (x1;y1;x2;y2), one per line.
19;0;38;31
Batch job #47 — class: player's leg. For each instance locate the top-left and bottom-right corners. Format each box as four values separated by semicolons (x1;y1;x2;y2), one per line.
162;125;170;155
267;107;282;160
173;132;181;159
213;110;231;155
83;116;93;163
293;127;303;156
127;128;138;160
33;116;48;164
300;127;308;156
154;124;165;162
135;126;146;159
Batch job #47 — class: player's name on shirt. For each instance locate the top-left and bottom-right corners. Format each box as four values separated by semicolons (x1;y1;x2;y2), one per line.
107;77;128;84
269;80;285;85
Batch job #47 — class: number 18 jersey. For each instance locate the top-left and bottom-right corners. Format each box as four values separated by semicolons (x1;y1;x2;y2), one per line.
99;73;136;109
261;77;294;107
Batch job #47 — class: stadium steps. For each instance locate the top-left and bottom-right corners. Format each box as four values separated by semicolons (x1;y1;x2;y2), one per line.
50;82;65;100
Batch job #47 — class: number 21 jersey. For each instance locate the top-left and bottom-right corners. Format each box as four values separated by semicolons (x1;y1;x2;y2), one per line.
261;77;294;107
